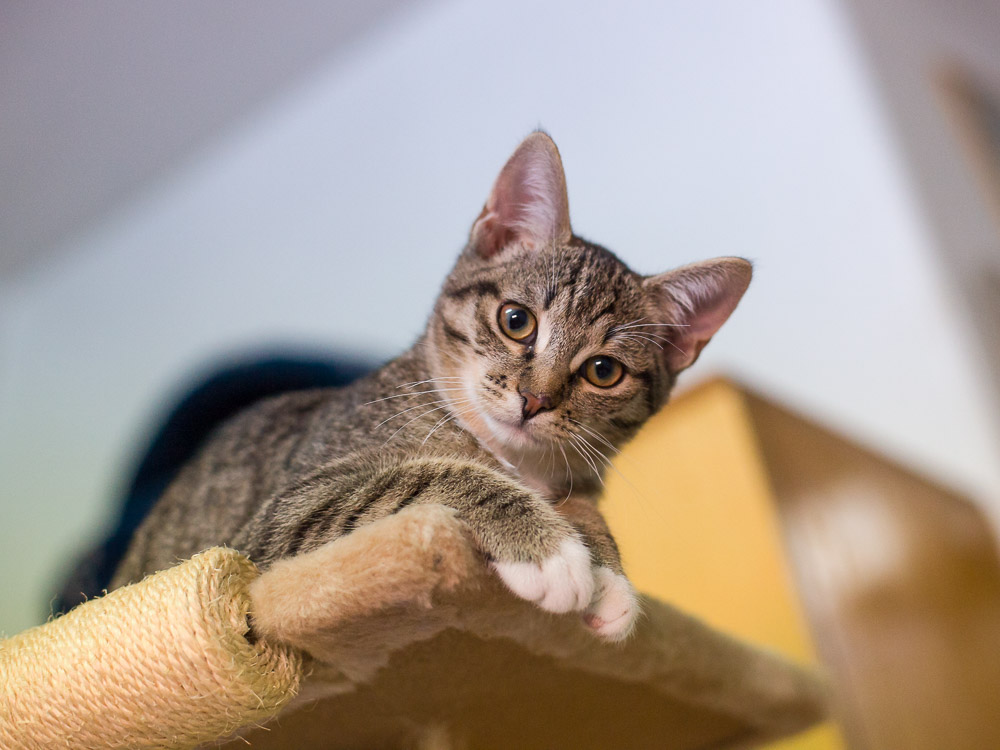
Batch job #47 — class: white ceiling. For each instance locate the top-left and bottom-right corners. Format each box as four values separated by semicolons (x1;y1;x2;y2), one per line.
0;0;417;281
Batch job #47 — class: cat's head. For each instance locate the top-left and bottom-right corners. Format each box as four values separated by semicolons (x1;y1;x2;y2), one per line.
428;132;750;487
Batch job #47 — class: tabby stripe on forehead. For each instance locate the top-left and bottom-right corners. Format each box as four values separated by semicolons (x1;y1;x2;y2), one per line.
587;298;616;326
564;255;587;307
445;279;500;301
442;320;470;345
569;255;599;315
543;285;558;310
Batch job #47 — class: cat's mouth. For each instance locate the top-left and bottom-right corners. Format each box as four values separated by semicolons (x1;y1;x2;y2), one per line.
451;373;548;450
480;410;546;447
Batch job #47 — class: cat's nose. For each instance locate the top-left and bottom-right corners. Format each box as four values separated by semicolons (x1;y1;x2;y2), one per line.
520;391;552;420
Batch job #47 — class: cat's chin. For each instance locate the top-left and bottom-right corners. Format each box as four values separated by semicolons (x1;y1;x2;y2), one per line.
480;412;547;449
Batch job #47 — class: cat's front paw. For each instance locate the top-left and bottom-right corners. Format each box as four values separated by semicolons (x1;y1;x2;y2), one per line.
491;537;595;613
583;567;639;642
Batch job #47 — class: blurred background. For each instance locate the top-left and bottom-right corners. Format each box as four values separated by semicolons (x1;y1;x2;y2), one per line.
1;1;1000;743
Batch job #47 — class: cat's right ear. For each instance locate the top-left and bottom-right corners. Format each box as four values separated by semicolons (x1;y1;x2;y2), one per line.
468;132;573;260
643;257;752;373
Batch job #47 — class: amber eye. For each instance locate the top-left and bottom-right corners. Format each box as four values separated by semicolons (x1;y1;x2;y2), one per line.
582;356;624;388
498;302;537;342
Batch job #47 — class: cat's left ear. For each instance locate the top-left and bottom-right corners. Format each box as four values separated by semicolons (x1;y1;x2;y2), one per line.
469;131;573;259
643;257;752;372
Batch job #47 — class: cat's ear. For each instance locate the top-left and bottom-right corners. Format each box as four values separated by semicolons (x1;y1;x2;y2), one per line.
643;257;752;372
469;132;572;259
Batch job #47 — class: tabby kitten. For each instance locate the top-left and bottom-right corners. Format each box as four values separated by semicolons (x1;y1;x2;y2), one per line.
112;132;751;641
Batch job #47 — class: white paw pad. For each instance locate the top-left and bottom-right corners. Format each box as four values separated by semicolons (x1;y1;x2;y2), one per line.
583;567;639;641
492;538;595;613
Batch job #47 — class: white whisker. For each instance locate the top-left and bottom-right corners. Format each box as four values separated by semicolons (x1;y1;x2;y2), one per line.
614;333;664;350
621;330;671;342
375;396;476;429
569;419;653;512
569;419;620;455
381;397;476;446
613;322;690;330
422;402;481;445
396;377;464;390
613;316;648;330
557;443;573;505
362;387;467;406
573;432;608;469
568;434;603;485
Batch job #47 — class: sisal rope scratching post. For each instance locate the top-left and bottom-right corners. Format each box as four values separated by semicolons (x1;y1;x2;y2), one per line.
0;548;302;750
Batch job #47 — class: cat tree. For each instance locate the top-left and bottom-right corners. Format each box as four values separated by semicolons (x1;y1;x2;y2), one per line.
0;505;827;750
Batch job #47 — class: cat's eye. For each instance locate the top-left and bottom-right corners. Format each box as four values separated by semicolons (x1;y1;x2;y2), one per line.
498;302;537;342
581;356;624;388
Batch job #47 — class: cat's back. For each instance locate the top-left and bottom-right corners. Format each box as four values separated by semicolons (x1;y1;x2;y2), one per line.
110;386;344;584
154;373;390;509
112;351;459;583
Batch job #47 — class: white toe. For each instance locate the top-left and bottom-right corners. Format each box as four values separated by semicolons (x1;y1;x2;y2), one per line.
492;538;595;613
584;567;639;641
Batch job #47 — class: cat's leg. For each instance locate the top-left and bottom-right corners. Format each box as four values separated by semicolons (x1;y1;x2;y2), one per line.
400;458;597;614
555;496;639;642
238;455;595;615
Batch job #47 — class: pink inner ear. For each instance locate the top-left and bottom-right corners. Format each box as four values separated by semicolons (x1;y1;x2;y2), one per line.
471;133;572;258
648;259;752;372
471;207;517;258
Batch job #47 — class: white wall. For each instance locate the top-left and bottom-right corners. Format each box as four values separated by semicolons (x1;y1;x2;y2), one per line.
2;0;999;636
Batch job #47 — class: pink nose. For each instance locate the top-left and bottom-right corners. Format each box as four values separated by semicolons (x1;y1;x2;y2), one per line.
520;391;552;420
